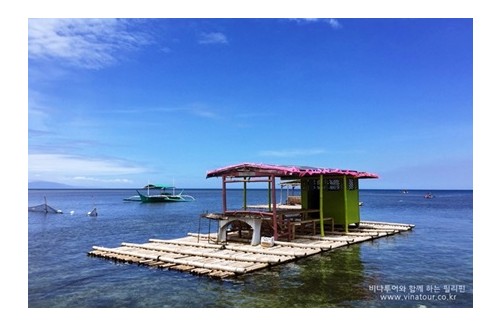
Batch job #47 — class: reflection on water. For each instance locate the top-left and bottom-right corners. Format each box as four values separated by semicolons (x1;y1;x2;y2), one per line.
234;246;368;308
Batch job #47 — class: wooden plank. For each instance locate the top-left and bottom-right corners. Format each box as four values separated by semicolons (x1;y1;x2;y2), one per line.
92;246;162;261
233;252;277;264
353;227;399;234
157;255;247;274
158;263;176;268
123;242;284;264
294;235;354;243
360;221;414;229
270;245;321;256
320;241;348;249
146;260;168;267
274;240;335;250
223;244;297;258
149;238;225;250
242;262;269;272
89;218;415;279
190;268;213;275
128;257;142;263
266;244;308;255
350;237;372;243
329;231;380;237
170;264;196;272
361;220;415;226
208;270;235;278
186;233;220;243
152;251;186;260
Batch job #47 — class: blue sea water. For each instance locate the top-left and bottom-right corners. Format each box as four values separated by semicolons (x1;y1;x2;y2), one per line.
28;188;472;308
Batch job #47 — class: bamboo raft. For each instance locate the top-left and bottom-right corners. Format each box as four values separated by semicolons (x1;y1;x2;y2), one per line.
88;220;414;279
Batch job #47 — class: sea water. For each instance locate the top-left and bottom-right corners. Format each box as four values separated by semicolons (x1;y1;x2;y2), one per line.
28;189;472;308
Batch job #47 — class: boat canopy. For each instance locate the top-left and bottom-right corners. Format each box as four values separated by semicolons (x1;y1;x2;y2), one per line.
206;163;378;179
143;184;174;189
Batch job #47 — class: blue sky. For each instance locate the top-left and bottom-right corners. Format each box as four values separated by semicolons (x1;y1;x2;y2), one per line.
28;18;473;189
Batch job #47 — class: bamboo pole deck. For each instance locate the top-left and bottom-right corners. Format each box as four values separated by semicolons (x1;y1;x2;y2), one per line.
88;220;414;279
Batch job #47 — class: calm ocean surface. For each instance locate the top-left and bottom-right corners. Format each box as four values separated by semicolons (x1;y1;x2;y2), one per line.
28;188;473;308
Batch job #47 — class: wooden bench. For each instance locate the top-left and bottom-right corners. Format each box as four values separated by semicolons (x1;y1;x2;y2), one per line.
289;217;334;239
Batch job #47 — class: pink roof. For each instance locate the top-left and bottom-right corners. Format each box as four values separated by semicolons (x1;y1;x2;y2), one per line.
206;163;378;179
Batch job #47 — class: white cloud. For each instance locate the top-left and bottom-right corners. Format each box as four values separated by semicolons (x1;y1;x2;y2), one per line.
28;18;150;69
198;32;228;44
126;103;220;119
191;108;218;118
327;19;342;29
290;18;342;29
72;176;134;184
259;148;327;157
28;153;148;184
161;46;172;53
28;106;51;132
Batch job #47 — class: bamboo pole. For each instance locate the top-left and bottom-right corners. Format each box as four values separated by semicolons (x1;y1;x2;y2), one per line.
162;254;247;274
191;268;213;275
273;240;333;250
357;225;404;231
121;242;282;264
153;238;294;261
360;221;415;228
271;175;278;240
343;175;348;232
222;244;297;258
349;228;397;234
222;176;227;213
149;238;224;249
268;177;271;212
294;234;356;243
360;220;409;226
92;246;160;260
328;231;382;237
243;177;247;210
319;174;325;237
187;232;219;242
209;270;235;278
242;262;269;272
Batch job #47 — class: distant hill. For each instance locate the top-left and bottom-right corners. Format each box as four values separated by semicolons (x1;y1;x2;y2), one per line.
28;181;76;189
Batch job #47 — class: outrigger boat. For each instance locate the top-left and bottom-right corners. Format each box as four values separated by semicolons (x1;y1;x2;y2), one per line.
136;184;195;203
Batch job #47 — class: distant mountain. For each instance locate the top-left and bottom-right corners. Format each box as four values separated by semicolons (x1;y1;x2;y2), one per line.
28;181;76;189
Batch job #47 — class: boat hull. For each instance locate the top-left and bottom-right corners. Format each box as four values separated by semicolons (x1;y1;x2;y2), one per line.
123;195;141;202
135;190;194;203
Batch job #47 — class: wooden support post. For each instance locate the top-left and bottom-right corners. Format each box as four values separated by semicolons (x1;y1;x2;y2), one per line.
280;184;283;204
222;176;227;213
343;175;348;233
272;175;278;240
355;179;360;220
320;175;325;237
243;177;247;210
268;177;272;211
